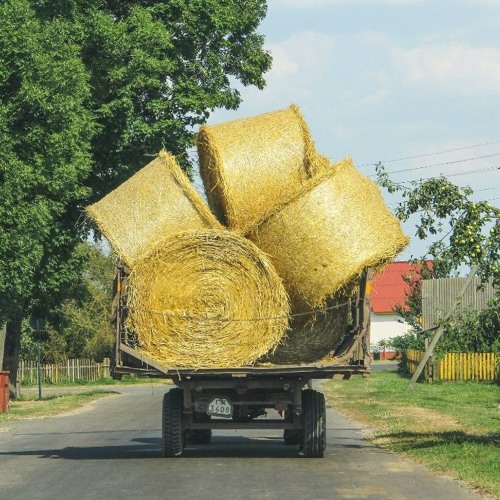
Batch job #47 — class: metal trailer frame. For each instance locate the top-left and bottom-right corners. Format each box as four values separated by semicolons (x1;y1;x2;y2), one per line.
110;267;374;458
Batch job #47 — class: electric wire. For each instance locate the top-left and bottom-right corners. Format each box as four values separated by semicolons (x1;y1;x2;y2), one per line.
358;139;500;167
368;153;500;178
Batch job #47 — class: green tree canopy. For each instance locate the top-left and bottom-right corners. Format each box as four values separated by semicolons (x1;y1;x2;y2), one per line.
0;0;272;393
33;0;272;194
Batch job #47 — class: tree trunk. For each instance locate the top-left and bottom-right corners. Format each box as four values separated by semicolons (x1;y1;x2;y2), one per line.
3;308;23;399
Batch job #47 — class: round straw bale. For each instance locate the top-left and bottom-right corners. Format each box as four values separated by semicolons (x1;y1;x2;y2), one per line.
246;157;410;312
197;105;327;233
125;230;290;368
263;294;351;365
86;150;221;267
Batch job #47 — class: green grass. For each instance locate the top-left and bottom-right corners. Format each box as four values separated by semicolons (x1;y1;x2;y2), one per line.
324;370;500;498
0;390;117;422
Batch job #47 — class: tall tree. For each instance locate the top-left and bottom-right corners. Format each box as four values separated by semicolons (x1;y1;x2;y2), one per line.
34;0;272;194
0;0;95;391
0;0;272;394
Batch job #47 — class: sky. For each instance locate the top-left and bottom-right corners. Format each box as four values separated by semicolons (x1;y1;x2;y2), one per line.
199;0;500;262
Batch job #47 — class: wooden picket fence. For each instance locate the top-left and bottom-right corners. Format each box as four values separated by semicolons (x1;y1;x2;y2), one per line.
404;350;499;382
18;358;111;385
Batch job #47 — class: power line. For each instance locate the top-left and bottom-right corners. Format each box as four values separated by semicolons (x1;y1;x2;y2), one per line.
475;185;500;193
441;165;500;179
368;152;500;177
382;165;500;186
358;139;500;167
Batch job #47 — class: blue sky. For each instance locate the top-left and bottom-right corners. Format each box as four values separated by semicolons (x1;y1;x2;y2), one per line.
202;0;500;261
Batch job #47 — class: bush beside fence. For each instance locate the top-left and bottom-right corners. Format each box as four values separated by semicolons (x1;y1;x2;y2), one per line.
403;350;498;382
19;358;111;385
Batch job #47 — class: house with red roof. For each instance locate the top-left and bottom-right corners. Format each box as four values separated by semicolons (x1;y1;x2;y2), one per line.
370;261;430;355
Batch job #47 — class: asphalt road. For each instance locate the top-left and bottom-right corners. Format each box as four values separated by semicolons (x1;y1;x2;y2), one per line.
0;384;485;500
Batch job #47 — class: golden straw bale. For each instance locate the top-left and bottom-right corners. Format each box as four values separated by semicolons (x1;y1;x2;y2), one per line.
247;157;410;312
86;151;221;267
126;230;290;369
197;105;327;233
264;294;351;364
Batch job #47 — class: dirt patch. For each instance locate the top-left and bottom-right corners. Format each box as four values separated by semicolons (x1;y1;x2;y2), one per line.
396;405;463;433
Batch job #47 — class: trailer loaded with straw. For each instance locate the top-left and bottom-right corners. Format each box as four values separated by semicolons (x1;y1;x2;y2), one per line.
86;106;409;458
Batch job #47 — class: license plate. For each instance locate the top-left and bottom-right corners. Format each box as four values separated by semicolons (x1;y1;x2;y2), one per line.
207;397;233;418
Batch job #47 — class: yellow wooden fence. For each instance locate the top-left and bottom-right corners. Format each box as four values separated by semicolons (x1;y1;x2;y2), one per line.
405;350;498;382
18;358;111;384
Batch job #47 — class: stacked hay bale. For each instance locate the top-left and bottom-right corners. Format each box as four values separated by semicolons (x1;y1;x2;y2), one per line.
197;105;329;233
87;105;408;368
126;230;289;368
86;151;289;368
86;151;222;267
263;294;352;365
198;108;409;364
246;157;409;313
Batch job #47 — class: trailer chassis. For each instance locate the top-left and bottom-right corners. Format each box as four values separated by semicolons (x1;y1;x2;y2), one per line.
110;268;374;457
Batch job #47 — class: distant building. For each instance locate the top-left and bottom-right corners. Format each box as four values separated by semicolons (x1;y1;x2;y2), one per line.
370;261;430;352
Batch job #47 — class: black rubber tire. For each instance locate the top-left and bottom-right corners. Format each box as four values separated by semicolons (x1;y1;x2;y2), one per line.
162;388;184;457
301;389;326;458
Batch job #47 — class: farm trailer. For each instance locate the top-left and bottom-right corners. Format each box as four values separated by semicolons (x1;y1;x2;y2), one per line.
110;267;374;458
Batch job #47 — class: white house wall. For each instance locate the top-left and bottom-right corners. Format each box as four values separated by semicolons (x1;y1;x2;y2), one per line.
370;313;412;348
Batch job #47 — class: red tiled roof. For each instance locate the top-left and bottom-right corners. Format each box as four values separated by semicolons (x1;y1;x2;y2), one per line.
371;261;431;313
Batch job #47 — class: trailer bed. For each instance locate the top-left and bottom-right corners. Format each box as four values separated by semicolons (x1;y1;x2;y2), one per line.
114;341;369;381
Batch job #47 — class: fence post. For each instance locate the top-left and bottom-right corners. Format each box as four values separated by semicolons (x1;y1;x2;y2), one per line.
423;338;434;383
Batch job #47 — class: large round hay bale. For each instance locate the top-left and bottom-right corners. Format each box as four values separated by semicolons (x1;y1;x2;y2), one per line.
126;230;290;368
264;294;351;365
86;151;221;267
197;105;328;233
247;157;409;312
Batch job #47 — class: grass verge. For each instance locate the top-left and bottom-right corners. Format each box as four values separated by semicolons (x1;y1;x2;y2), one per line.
323;370;500;498
0;390;116;423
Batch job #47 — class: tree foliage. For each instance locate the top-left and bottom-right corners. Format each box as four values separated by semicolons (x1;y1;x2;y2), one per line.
392;261;433;332
20;243;116;362
0;0;95;320
0;0;272;391
376;163;500;284
376;163;500;355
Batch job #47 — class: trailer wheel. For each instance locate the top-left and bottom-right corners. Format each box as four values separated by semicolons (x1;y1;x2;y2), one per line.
301;389;326;458
162;388;184;457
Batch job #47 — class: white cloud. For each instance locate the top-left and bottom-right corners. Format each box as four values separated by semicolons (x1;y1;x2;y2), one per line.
393;43;500;96
267;31;336;77
239;31;337;107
